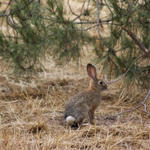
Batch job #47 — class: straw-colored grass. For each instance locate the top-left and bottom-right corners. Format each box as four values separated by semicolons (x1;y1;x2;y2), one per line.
0;1;150;149
0;67;150;150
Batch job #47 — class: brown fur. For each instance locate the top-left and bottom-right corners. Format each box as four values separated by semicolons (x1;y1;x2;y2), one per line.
64;64;107;128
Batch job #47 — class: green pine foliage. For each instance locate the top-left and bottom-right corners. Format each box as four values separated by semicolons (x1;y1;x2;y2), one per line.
96;0;150;88
0;0;150;88
0;0;47;71
46;0;86;62
0;0;88;72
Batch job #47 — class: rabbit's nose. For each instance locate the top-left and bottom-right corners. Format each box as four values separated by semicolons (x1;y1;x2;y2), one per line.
104;84;107;90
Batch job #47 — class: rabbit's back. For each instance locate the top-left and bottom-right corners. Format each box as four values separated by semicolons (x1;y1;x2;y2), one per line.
65;89;101;120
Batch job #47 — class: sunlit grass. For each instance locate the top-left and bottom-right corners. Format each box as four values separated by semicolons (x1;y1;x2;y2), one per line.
0;0;150;149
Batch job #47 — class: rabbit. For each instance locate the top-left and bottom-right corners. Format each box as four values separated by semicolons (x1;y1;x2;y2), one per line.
64;63;107;128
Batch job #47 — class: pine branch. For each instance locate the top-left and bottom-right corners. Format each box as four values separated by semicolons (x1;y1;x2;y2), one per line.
121;27;150;57
76;24;99;31
74;18;112;24
0;0;12;17
72;0;91;22
0;0;34;17
104;54;145;84
68;0;87;22
95;0;101;37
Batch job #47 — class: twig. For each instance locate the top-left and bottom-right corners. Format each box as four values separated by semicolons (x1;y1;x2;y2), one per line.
103;0;114;20
0;0;34;18
74;18;112;24
68;0;87;22
0;0;12;18
0;13;10;17
73;0;91;22
67;0;79;17
76;24;99;31
141;90;150;114
122;27;150;56
3;0;12;14
104;54;145;84
86;0;91;10
106;90;150;119
95;0;101;37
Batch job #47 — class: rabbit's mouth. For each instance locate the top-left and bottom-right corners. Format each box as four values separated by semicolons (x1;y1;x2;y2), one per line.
101;85;107;91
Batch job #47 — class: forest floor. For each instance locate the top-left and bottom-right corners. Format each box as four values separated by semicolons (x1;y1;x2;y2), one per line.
0;66;150;150
0;0;150;149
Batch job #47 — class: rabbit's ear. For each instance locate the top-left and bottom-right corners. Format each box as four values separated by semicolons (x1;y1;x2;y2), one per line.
87;64;97;80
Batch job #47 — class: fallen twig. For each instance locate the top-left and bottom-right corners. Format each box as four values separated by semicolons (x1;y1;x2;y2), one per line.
106;90;150;120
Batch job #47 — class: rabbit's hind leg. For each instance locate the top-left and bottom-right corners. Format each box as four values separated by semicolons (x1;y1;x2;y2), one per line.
88;110;95;125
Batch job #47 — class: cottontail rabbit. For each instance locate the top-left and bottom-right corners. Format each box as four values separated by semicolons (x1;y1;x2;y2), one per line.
64;64;107;128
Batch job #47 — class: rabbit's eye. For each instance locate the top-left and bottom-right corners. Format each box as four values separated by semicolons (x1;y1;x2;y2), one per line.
98;81;103;85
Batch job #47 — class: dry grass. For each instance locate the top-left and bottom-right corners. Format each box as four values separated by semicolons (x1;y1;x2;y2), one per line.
0;1;150;150
0;70;150;150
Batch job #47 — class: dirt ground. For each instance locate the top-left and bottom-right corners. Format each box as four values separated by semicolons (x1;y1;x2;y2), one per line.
0;70;150;150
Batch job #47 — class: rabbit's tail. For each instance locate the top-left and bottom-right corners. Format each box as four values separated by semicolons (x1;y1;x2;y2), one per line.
66;116;76;125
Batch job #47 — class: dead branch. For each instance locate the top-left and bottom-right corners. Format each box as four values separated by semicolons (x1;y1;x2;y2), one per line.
0;0;34;18
68;0;88;22
104;54;145;84
74;0;107;32
75;0;91;22
0;0;12;18
141;90;150;115
106;90;150;120
3;0;12;14
122;27;150;56
103;0;114;20
104;27;150;85
0;14;10;17
74;18;112;25
95;0;101;37
86;0;91;10
76;24;99;31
